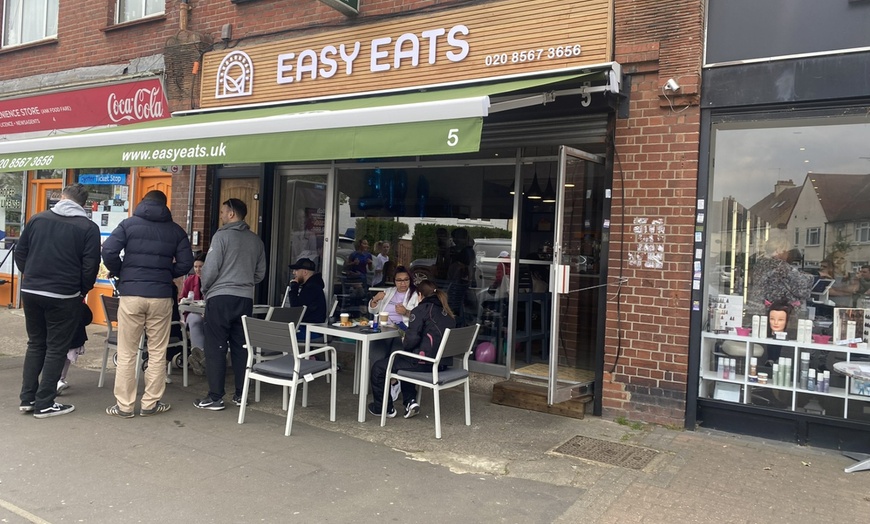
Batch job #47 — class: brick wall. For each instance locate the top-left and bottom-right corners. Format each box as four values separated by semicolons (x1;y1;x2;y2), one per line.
606;0;705;425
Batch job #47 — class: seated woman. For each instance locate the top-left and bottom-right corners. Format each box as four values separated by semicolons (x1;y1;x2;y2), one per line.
368;279;456;419
181;253;206;373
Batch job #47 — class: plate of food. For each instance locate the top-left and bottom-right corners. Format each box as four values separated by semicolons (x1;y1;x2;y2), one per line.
332;321;358;328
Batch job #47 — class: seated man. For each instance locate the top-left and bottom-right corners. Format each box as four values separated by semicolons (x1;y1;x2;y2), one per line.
285;257;327;341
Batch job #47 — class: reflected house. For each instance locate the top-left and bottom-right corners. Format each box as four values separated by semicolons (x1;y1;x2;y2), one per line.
786;173;870;268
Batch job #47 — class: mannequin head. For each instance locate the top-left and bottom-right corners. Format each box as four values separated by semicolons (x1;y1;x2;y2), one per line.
767;300;794;335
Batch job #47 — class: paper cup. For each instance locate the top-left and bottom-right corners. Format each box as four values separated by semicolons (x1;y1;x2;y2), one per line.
379;312;389;324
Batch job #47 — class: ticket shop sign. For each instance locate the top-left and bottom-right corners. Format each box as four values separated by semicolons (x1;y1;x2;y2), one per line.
200;0;610;108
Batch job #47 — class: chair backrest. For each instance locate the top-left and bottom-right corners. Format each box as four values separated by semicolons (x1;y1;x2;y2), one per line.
328;297;339;318
101;295;120;327
242;316;301;358
266;305;306;326
433;324;480;363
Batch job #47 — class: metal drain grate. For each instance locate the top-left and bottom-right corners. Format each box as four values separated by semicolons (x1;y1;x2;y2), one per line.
553;436;659;470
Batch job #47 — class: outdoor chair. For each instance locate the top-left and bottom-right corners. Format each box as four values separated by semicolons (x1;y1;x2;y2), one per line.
98;295;120;388
380;324;480;438
253;306;306;401
239;316;336;436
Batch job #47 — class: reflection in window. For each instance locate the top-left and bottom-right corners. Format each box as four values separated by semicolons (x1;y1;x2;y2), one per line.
117;0;165;23
35;169;63;179
335;164;514;364
705;114;870;328
0;171;24;239
2;0;58;47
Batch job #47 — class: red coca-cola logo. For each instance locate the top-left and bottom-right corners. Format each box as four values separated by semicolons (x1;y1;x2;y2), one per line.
107;88;165;123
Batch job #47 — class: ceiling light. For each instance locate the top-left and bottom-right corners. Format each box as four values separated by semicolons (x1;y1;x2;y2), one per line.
526;171;542;199
542;176;556;203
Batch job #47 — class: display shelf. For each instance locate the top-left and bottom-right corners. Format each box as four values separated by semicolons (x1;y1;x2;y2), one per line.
701;331;870;421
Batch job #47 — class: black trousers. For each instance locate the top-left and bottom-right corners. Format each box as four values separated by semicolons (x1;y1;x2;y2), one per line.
370;354;432;413
20;293;82;410
204;295;252;400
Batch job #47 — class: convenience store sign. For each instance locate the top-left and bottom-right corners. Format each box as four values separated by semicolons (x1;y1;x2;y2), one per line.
200;0;610;108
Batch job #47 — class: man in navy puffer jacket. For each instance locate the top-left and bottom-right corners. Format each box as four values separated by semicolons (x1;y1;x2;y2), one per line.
102;190;192;418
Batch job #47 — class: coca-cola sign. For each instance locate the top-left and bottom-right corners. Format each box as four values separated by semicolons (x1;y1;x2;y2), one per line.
107;87;165;123
0;78;169;135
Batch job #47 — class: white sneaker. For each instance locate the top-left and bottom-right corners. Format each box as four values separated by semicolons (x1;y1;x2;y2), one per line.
390;381;401;402
56;379;69;395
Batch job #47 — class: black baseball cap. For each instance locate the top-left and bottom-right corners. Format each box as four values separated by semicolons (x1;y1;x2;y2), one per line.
289;258;316;271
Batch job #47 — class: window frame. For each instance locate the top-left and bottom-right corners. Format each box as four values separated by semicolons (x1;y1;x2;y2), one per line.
856;221;870;244
115;0;165;25
806;227;821;247
2;0;58;48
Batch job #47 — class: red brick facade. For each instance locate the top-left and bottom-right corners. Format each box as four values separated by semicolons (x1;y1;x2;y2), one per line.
0;0;707;426
606;0;704;425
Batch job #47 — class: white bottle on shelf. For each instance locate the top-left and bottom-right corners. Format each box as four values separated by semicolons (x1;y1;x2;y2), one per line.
752;315;760;338
759;316;768;338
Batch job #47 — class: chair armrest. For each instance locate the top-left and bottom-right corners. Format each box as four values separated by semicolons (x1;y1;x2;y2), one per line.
386;350;437;370
299;345;337;360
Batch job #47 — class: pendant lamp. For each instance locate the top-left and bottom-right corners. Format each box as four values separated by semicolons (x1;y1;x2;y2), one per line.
542;174;556;203
526;170;542;199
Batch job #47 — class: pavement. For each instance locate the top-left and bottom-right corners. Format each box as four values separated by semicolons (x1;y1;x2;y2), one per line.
1;307;869;523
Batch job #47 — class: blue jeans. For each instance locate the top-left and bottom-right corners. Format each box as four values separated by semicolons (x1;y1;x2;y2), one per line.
20;293;82;410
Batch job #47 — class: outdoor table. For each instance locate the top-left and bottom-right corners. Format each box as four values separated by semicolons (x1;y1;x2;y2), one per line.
305;322;402;422
833;361;870;473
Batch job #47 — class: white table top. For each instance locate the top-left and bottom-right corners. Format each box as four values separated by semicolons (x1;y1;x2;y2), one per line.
179;301;270;316
833;361;870;380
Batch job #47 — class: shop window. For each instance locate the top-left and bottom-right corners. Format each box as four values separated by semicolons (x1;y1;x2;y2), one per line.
2;0;57;47
333;164;515;364
702;111;870;419
805;227;820;247
74;168;131;283
116;0;164;24
856;222;870;244
34;169;63;179
0;171;23;276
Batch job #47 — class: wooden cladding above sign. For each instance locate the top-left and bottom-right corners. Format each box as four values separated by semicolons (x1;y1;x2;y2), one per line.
199;0;611;109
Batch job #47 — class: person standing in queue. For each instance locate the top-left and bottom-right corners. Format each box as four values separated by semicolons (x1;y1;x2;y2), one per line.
16;184;101;418
195;198;266;411
102;190;193;418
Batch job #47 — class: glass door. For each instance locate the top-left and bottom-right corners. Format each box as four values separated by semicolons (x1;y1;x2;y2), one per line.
511;146;606;405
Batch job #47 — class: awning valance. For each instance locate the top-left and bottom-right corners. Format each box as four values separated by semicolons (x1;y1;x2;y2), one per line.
0;71;600;172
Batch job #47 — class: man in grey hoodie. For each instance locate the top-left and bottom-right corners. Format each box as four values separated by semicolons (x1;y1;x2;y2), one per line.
195;198;266;410
16;184;100;418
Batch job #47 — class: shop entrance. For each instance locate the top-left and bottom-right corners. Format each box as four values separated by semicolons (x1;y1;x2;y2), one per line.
136;168;173;208
511;146;607;405
29;179;63;215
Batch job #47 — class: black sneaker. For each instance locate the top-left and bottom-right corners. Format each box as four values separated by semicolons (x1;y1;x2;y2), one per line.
232;394;249;407
34;402;75;419
368;402;396;418
19;400;35;413
194;397;225;411
404;401;420;419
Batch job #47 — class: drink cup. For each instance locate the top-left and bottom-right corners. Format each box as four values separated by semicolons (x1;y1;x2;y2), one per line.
340;313;350;326
379;312;390;325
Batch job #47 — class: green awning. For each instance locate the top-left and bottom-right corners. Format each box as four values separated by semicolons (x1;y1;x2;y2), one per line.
0;72;594;172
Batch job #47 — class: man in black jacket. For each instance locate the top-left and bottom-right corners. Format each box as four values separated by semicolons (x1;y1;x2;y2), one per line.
102;190;192;418
285;257;327;341
16;184;101;418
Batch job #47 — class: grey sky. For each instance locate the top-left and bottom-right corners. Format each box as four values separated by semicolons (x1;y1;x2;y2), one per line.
711;119;870;208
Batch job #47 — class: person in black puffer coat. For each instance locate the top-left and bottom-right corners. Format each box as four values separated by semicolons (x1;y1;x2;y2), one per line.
369;279;455;419
101;190;192;418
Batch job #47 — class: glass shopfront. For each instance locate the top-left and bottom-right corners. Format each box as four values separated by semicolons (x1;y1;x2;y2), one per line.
699;109;870;424
270;145;609;391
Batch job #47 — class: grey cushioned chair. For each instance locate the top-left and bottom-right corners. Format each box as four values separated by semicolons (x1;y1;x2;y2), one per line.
239;316;336;436
253;306;306;402
380;324;480;438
